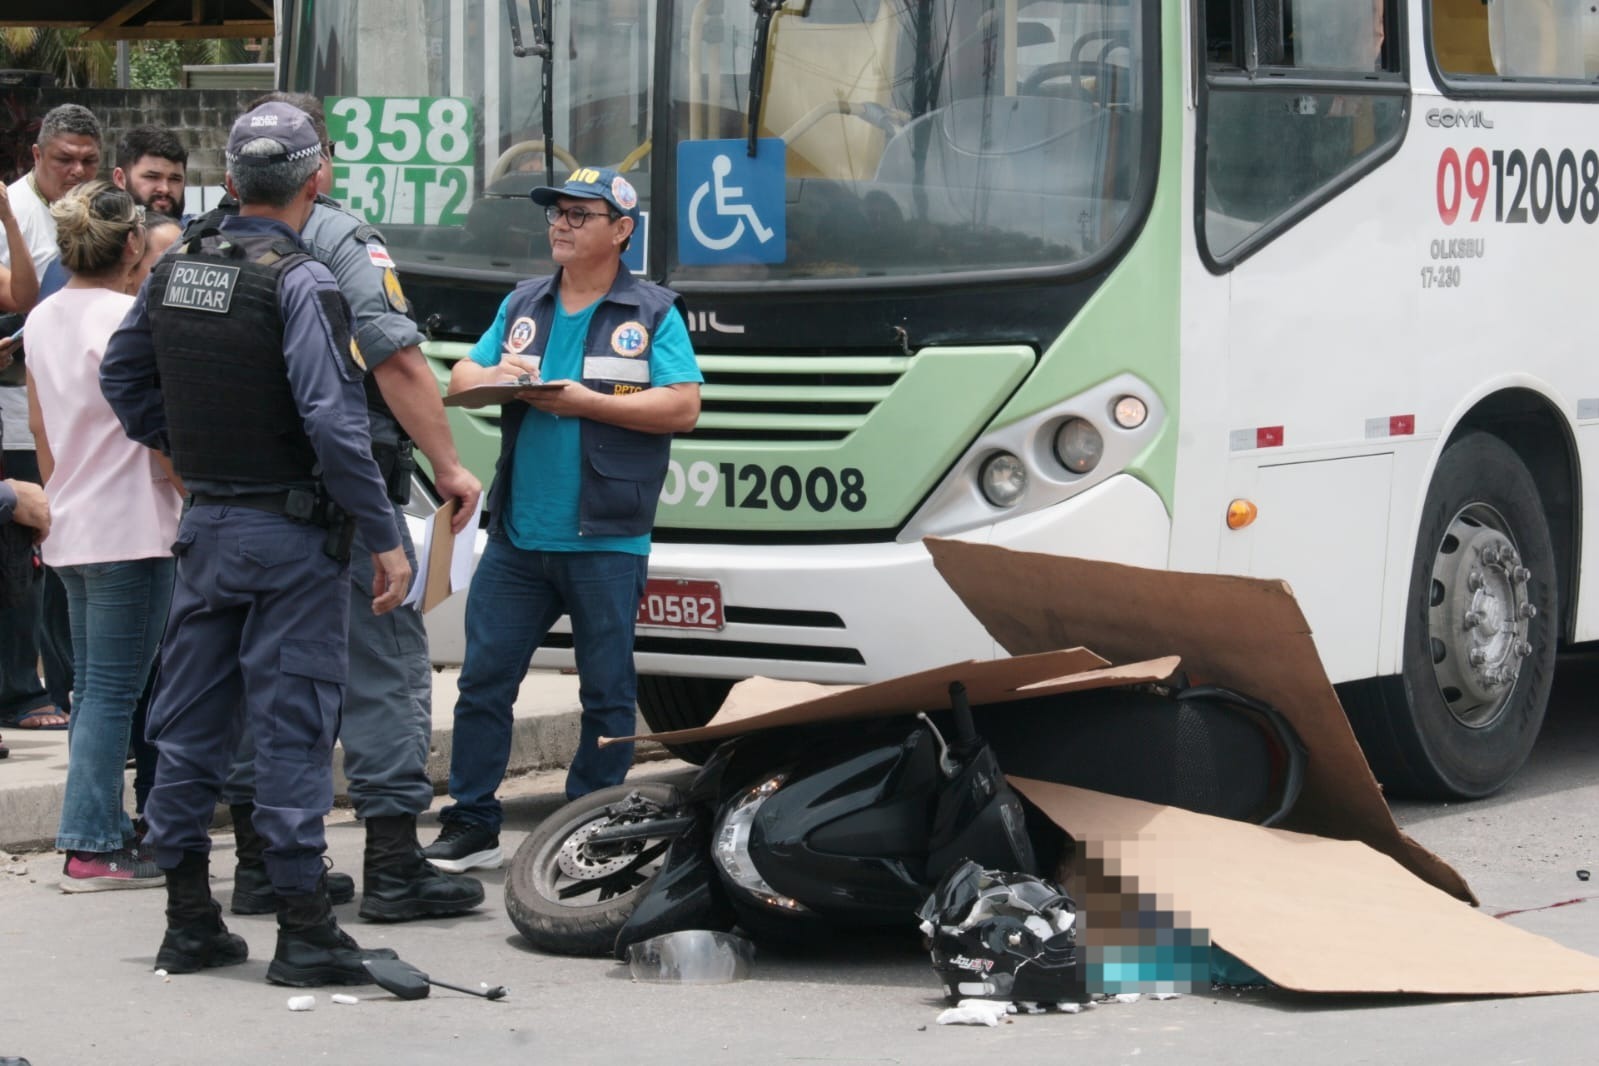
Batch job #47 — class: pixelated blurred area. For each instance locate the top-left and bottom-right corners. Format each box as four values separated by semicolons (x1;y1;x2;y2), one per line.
1066;842;1214;995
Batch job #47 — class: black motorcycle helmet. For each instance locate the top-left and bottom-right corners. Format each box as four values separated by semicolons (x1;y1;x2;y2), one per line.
919;860;1081;1005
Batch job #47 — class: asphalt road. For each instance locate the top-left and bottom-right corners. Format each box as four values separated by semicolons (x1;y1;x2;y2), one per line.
3;655;1598;1066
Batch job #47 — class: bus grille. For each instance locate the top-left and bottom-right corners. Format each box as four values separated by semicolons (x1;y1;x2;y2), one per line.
439;353;912;444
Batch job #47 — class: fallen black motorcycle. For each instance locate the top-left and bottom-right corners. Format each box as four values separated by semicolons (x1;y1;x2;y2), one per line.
503;680;1306;959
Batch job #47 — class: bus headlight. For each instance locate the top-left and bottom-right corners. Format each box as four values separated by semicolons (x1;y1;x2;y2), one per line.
1053;418;1104;474
1113;395;1148;429
979;452;1028;507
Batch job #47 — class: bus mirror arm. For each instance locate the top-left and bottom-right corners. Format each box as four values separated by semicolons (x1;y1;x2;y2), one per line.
504;0;550;60
504;0;558;186
745;0;812;158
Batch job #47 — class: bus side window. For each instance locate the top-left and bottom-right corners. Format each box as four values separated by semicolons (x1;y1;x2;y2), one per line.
1432;0;1590;81
1201;0;1406;263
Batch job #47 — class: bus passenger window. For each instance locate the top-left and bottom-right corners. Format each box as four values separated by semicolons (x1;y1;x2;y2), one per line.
1431;0;1590;81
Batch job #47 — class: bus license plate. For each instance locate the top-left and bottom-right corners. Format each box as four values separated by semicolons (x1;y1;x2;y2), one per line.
637;579;724;631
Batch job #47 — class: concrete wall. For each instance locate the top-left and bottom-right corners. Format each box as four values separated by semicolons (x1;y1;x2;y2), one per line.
1;86;264;199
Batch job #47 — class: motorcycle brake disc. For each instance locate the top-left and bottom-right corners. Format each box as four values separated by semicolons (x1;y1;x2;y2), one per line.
557;818;643;880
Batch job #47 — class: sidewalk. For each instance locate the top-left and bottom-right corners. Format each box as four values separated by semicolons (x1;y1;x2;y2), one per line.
0;667;642;852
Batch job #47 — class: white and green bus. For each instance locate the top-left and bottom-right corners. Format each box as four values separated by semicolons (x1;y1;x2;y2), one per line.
282;0;1599;798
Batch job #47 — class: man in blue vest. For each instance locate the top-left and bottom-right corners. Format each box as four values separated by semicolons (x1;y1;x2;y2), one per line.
422;167;702;873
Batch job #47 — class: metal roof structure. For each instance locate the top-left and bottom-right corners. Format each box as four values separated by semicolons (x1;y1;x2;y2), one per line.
0;0;273;40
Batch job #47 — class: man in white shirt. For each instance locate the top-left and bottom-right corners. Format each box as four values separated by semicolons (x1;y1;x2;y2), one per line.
0;103;100;733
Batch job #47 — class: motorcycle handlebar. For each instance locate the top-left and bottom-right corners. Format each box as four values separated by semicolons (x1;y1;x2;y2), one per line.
947;681;977;748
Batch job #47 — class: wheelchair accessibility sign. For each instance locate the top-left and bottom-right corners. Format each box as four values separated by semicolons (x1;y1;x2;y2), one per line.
677;139;786;265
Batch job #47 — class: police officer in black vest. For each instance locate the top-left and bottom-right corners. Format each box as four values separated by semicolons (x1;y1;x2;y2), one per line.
185;92;485;926
102;102;412;987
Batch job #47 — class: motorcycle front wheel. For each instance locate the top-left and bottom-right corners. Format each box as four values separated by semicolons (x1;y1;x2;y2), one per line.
505;781;686;956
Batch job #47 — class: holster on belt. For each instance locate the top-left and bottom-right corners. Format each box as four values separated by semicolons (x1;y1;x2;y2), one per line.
315;495;356;564
372;439;416;505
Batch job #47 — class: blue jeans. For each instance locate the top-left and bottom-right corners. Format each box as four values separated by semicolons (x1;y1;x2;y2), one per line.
443;536;647;831
55;557;174;853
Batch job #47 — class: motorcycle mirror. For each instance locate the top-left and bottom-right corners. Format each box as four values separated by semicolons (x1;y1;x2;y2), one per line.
363;959;431;999
362;958;510;1002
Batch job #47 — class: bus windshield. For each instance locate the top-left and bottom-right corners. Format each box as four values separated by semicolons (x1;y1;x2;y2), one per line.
283;0;1148;284
284;0;655;279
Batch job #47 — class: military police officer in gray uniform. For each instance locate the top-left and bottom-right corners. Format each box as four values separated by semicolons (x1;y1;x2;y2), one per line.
194;92;485;924
102;102;412;987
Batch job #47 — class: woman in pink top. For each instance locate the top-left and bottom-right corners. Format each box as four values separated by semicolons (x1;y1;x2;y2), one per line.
25;181;182;892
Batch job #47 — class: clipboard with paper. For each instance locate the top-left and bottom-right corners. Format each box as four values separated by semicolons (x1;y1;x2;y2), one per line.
442;374;567;409
403;494;483;612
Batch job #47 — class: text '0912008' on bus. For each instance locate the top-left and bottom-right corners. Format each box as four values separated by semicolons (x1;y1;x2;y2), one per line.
283;0;1599;800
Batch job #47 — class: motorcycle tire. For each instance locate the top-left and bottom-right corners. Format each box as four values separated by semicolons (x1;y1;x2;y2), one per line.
505;781;686;957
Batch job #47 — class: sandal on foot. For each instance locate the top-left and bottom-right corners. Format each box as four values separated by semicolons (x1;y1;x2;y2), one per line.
3;707;68;730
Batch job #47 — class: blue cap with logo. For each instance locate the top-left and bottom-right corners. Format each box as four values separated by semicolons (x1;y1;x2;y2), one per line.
226;102;323;167
529;166;641;223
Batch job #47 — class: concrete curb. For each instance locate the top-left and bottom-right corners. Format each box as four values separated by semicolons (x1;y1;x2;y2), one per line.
0;668;629;853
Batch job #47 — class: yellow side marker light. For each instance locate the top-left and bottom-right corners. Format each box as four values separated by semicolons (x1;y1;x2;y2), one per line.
1226;499;1258;530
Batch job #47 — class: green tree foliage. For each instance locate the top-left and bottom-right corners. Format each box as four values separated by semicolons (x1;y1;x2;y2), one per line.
0;27;113;87
0;29;272;89
128;39;182;88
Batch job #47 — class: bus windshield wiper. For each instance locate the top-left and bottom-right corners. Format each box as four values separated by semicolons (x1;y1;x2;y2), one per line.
506;0;557;185
745;0;811;158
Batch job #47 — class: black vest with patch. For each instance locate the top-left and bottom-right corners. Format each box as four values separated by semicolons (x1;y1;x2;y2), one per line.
146;229;320;486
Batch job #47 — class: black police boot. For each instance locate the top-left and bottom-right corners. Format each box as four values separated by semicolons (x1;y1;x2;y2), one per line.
266;878;400;987
155;851;249;974
230;803;355;914
357;813;486;923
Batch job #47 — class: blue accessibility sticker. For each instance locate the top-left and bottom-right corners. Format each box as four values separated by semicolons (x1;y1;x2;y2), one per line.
621;210;649;275
677;139;786;265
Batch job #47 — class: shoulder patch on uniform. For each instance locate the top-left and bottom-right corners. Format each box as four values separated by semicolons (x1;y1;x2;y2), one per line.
382;268;409;313
316;288;364;382
506;316;537;354
610;321;649;356
161;260;239;314
367;242;396;270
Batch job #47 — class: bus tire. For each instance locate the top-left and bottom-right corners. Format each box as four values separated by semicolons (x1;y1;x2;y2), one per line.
636;675;733;765
1342;432;1557;799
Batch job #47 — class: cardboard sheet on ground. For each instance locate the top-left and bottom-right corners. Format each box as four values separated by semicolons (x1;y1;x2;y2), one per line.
1015;778;1599;994
603;649;1184;749
923;538;1473;903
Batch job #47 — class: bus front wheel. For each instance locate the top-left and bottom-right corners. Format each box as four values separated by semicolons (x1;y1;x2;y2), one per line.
1342;432;1557;799
635;675;732;765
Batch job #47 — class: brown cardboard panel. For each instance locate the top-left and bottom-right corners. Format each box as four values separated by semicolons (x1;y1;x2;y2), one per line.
604;649;1183;748
1015;778;1599;994
925;539;1473;903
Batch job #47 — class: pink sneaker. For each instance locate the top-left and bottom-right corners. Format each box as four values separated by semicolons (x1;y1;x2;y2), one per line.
61;848;165;893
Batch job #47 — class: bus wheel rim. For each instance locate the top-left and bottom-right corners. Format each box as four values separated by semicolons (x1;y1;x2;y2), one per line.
1426;502;1535;730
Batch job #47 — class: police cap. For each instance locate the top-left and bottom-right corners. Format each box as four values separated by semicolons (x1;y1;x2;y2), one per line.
227;102;323;168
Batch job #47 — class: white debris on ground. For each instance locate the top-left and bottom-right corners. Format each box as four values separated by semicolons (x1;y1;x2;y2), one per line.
287;995;316;1011
332;994;360;1005
936;999;1015;1026
934;991;1186;1025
